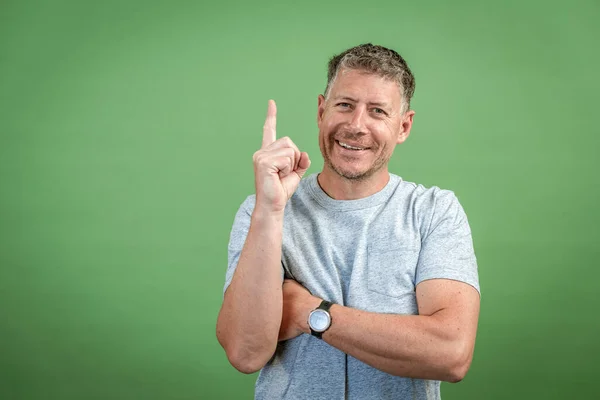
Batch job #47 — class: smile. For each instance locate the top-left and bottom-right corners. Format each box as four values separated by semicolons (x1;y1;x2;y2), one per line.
337;141;368;151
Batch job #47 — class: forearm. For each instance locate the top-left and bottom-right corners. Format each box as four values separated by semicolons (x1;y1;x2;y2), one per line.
217;211;285;373
317;305;473;382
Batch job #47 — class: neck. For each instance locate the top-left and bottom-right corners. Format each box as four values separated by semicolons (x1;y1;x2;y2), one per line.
317;167;390;200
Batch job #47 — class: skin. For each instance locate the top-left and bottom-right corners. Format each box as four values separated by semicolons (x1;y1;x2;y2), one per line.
216;100;310;373
216;68;480;381
316;69;414;200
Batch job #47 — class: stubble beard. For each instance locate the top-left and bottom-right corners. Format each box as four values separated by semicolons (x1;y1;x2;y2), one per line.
321;136;390;182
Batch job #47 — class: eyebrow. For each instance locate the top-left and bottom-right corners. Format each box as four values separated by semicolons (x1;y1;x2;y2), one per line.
333;96;390;109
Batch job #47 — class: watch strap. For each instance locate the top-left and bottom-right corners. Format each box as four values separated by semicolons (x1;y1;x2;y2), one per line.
318;300;333;312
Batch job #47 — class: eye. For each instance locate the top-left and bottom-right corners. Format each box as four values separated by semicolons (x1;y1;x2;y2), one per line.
337;102;351;108
372;108;386;115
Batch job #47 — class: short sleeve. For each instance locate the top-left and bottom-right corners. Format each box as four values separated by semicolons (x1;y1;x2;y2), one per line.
223;196;255;295
223;195;285;296
415;190;480;294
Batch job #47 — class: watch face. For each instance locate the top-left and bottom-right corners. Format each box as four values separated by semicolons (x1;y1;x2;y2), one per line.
308;309;331;332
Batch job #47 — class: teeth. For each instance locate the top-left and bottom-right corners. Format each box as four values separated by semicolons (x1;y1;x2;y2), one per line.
339;141;365;150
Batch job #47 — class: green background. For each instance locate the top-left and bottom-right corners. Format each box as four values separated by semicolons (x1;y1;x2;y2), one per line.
1;0;598;398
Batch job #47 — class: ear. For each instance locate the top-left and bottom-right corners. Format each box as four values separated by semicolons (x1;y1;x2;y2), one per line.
397;110;415;144
317;94;326;125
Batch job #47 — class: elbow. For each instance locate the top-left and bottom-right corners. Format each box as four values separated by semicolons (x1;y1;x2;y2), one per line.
216;315;277;374
445;343;474;383
226;348;270;374
446;362;470;383
221;341;275;374
216;329;274;374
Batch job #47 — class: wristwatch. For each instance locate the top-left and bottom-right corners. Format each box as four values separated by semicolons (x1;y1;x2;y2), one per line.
308;300;333;339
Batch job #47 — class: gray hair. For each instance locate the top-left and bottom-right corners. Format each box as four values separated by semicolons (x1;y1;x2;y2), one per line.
324;43;416;113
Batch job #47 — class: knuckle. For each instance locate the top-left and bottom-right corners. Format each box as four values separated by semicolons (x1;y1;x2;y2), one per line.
259;157;270;167
253;152;268;167
284;148;295;158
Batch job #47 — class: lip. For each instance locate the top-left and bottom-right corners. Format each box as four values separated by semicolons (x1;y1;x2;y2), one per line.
335;140;370;151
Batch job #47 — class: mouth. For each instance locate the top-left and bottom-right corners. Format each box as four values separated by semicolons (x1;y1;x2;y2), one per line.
336;140;369;151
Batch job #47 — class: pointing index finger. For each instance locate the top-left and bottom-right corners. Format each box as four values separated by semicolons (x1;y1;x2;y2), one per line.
262;99;277;148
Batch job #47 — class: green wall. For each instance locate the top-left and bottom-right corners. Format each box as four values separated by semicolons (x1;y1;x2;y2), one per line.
1;0;598;398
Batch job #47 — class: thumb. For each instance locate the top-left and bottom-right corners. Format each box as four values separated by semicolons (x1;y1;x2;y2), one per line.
294;152;311;179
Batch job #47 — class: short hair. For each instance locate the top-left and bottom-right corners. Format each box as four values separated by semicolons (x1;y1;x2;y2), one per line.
324;43;416;112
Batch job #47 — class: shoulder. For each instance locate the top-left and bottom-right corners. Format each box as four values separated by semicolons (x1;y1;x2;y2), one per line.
240;194;256;212
391;174;459;211
232;195;256;222
389;175;469;237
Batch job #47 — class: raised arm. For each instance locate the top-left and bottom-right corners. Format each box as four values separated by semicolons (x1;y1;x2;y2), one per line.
216;100;311;374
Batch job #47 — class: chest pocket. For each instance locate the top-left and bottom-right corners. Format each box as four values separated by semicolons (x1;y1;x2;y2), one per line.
367;245;420;298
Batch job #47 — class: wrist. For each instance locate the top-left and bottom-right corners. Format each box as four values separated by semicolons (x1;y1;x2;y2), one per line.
301;296;323;334
298;295;323;335
251;207;285;224
254;195;287;216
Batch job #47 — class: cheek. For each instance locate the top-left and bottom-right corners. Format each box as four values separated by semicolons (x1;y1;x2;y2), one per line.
317;129;328;150
321;112;343;131
320;122;337;140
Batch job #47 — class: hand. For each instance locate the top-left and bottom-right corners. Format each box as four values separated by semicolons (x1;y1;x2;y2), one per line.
253;100;311;214
279;279;321;342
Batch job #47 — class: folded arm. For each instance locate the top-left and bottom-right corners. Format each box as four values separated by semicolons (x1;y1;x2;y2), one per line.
284;278;480;382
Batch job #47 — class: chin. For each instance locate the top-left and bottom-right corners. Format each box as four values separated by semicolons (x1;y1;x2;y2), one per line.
328;153;393;181
330;163;375;181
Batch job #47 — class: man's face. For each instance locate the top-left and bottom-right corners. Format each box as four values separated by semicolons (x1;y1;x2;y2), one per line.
317;68;414;181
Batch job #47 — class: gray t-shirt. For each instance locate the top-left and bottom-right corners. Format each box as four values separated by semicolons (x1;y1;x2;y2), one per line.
224;173;480;400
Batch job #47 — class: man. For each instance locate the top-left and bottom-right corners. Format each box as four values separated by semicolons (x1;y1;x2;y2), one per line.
216;43;480;399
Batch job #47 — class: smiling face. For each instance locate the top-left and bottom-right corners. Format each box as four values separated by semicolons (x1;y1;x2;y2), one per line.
317;68;414;183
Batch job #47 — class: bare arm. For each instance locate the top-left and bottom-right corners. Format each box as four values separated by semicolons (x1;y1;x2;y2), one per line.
283;278;480;382
216;211;285;373
216;100;310;374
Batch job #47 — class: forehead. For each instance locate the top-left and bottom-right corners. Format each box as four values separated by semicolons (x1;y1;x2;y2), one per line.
329;69;402;105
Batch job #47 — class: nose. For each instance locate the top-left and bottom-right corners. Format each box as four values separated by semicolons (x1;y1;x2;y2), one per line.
347;105;367;134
